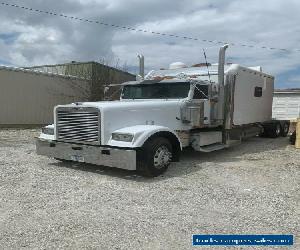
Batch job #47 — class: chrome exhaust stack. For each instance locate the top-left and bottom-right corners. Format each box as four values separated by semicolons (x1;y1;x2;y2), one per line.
217;44;229;123
218;44;229;87
137;54;145;80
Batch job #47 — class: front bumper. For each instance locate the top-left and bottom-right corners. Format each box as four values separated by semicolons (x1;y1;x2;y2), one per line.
36;138;137;171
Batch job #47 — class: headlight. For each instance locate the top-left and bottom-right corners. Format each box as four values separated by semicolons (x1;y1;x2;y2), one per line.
112;133;134;142
42;126;54;135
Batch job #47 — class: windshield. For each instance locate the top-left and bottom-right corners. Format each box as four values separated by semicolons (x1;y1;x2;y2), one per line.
122;82;190;99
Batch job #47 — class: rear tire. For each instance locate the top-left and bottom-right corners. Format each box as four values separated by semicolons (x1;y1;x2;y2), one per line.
259;127;267;137
137;137;172;177
268;123;281;138
280;122;289;137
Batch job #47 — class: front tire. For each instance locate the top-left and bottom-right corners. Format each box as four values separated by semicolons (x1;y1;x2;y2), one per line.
137;137;172;177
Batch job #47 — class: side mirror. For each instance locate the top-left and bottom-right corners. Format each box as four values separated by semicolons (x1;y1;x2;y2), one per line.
104;86;109;94
103;86;110;100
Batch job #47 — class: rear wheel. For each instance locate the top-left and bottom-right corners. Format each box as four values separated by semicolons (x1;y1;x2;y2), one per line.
268;123;281;138
259;127;267;137
281;122;289;137
137;137;172;177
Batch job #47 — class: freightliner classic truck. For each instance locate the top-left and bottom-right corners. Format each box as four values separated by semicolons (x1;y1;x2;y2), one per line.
36;45;289;176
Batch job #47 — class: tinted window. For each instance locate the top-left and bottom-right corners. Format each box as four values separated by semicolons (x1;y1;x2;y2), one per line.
193;84;209;99
122;82;190;99
254;87;262;97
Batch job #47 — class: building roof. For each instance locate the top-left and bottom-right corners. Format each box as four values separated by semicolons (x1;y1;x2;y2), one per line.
24;61;135;78
0;65;86;80
274;88;300;94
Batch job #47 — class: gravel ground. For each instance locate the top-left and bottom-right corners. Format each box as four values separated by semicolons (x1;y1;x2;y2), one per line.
0;129;299;250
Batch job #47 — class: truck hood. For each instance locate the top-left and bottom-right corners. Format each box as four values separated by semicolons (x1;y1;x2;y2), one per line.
58;99;187;145
72;99;183;110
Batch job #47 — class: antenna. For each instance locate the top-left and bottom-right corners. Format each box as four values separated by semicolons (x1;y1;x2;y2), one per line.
203;49;211;83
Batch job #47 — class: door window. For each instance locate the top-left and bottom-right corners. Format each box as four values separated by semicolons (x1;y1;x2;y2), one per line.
193;84;209;99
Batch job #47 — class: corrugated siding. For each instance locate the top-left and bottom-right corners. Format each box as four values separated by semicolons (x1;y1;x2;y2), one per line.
26;62;136;102
0;68;89;125
272;93;300;120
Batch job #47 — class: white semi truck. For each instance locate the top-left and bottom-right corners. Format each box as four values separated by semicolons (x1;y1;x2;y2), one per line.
36;45;289;176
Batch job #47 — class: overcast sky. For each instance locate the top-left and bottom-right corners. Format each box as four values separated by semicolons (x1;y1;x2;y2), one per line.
0;0;300;88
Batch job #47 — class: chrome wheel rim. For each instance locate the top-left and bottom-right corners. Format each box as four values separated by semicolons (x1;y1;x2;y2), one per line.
284;124;289;133
276;124;281;135
153;146;171;169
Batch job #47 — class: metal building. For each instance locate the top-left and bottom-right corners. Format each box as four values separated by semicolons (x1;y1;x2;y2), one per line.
25;61;136;101
0;62;135;126
0;66;90;126
272;89;300;120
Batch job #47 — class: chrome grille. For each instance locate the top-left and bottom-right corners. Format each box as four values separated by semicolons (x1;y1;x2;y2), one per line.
56;107;100;144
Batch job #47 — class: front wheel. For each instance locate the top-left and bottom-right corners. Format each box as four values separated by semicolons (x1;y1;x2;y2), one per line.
137;137;172;177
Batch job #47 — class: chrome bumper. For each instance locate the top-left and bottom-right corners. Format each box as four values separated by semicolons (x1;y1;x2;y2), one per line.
36;138;137;171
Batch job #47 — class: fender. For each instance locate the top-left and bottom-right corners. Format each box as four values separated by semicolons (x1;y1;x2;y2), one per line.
107;125;182;149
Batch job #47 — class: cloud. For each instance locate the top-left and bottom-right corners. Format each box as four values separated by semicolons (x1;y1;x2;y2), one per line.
288;75;300;83
0;0;299;87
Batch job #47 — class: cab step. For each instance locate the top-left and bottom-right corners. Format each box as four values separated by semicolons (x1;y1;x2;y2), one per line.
226;139;242;147
198;143;227;152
